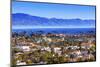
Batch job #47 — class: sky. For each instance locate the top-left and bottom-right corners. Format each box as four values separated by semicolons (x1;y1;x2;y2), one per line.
12;1;96;20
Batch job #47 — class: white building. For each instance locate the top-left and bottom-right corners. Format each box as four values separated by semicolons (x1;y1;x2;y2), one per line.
41;47;51;52
16;46;30;52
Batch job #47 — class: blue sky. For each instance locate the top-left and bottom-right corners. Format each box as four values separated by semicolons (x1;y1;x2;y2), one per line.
12;1;96;20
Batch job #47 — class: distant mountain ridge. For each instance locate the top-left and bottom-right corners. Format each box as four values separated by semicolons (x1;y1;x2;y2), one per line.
12;13;95;27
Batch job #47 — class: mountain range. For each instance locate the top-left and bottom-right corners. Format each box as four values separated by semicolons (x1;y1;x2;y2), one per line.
12;13;95;28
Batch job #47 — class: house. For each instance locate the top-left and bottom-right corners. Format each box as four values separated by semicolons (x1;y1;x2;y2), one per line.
22;46;30;52
41;47;51;52
81;43;92;49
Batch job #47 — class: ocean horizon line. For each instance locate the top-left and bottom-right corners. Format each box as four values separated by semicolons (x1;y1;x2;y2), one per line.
12;27;95;29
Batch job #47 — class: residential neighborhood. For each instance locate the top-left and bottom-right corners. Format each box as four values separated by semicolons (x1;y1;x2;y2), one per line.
11;32;96;66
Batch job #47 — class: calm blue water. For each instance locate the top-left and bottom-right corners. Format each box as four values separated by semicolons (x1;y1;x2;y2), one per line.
12;28;95;35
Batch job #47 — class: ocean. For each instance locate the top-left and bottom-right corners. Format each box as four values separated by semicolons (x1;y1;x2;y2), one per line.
12;28;95;35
